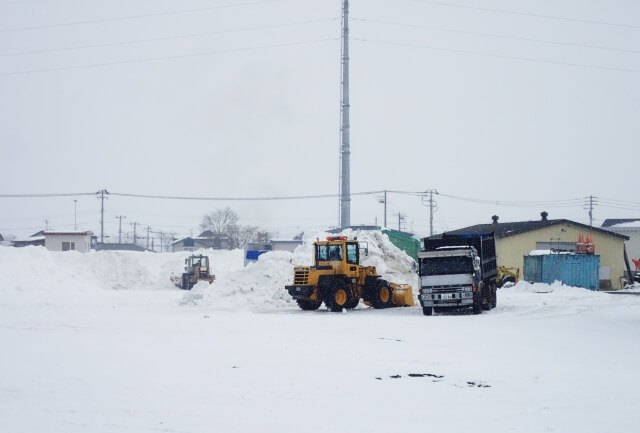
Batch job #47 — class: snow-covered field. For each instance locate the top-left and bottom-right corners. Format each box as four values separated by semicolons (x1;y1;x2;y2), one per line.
2;231;640;433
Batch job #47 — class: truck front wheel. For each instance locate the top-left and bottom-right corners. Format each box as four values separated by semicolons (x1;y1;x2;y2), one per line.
422;307;433;316
472;292;482;315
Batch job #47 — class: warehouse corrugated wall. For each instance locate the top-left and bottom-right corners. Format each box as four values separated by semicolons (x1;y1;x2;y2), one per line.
524;254;600;290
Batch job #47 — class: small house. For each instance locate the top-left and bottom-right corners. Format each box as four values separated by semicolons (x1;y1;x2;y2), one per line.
44;231;94;253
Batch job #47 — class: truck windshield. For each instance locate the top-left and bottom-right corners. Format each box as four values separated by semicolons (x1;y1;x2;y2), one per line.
420;256;474;276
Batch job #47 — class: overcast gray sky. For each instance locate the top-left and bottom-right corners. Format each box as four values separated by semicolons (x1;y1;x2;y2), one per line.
1;0;639;242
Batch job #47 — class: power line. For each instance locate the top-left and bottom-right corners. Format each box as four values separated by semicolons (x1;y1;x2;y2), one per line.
352;17;640;55
1;17;339;58
0;0;282;34
0;192;95;198
437;192;585;208
0;38;340;77
352;37;640;74
398;0;640;30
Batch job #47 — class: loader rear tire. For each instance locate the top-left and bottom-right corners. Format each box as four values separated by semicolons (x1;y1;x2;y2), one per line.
296;299;322;311
325;286;351;312
371;281;394;309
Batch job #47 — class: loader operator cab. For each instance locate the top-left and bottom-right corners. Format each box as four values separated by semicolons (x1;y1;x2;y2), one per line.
186;255;209;274
315;237;360;266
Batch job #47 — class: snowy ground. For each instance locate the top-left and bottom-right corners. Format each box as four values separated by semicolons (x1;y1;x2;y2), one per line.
2;232;640;433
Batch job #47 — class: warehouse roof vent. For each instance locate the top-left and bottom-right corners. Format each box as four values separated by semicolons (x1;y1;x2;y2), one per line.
541;211;549;221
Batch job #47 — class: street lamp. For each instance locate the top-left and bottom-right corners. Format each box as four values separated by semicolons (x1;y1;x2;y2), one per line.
74;200;77;231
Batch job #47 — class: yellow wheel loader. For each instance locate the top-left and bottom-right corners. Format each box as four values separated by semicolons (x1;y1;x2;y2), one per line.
497;265;519;288
171;254;215;290
285;236;414;312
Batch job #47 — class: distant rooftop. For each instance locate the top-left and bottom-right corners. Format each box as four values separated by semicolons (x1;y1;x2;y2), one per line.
429;214;628;241
601;219;640;228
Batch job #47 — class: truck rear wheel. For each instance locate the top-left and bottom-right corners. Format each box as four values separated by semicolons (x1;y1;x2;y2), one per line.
296;299;322;311
490;285;497;309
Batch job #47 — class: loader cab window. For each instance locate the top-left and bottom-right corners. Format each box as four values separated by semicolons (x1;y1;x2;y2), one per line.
346;243;358;264
317;244;343;262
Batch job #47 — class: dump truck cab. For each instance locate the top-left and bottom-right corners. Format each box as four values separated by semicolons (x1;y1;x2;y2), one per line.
285;236;414;311
418;233;497;315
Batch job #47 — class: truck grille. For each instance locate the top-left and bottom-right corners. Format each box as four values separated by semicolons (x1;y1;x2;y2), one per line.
293;268;309;285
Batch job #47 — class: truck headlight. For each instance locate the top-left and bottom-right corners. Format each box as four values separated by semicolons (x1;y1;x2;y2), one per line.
463;286;472;292
420;288;432;294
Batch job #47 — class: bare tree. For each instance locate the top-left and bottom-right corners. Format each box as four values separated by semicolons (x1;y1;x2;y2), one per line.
199;207;239;237
199;207;272;249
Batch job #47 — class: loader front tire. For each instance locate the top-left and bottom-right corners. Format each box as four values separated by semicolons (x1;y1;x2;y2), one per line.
296;299;322;311
372;281;394;309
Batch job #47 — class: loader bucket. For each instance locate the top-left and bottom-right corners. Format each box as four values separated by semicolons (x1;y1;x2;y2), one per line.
390;282;415;306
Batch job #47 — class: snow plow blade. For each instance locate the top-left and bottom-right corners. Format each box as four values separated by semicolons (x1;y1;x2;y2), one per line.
391;283;415;306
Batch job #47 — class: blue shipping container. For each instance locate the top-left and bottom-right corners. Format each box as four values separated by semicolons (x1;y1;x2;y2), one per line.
524;254;600;290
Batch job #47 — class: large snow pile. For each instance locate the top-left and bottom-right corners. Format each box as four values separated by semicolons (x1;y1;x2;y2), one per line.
0;229;418;311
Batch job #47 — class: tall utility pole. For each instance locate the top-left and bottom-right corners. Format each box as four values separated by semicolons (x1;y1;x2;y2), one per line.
96;189;109;243
73;200;77;231
378;190;387;228
339;0;351;228
393;211;406;232
131;222;139;245
146;226;151;250
422;189;438;236
116;215;126;244
584;195;597;227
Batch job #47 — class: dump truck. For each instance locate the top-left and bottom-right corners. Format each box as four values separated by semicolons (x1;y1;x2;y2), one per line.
171;254;215;290
285;236;414;311
418;233;497;315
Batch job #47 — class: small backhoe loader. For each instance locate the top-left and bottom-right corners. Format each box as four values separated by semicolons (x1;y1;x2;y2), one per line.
285;236;414;311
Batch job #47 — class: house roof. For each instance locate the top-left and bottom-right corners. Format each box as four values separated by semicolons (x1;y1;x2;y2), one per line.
171;236;215;245
436;218;629;241
43;231;93;236
93;243;149;252
601;219;640;228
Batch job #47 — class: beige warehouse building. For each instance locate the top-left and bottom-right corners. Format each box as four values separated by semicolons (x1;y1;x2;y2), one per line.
436;213;629;290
